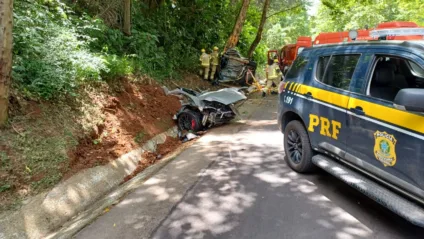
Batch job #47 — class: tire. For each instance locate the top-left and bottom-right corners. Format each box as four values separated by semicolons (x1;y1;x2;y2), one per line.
284;120;316;173
177;109;203;132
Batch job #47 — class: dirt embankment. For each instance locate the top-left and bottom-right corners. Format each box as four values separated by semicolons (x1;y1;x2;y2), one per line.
65;79;181;179
0;77;186;211
0;73;224;212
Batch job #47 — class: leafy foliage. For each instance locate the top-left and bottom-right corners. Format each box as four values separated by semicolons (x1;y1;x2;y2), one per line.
13;0;107;99
265;4;310;51
84;0;239;79
12;0;238;99
12;0;424;100
313;0;424;33
238;0;308;65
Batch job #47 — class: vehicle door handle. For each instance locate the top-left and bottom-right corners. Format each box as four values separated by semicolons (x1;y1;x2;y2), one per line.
350;106;365;116
304;92;313;99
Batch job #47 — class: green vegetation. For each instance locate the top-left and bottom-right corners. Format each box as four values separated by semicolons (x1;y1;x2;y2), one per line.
13;0;107;99
12;0;241;99
11;0;313;100
8;0;424;100
313;0;424;34
0;184;11;193
134;131;146;144
0;102;84;194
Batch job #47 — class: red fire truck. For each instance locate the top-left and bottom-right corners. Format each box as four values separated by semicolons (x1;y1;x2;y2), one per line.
267;36;312;74
267;21;424;72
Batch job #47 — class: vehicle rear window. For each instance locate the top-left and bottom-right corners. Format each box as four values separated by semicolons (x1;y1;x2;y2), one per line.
286;55;308;79
316;54;360;90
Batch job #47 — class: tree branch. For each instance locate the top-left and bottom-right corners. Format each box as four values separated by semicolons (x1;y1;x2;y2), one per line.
266;3;302;19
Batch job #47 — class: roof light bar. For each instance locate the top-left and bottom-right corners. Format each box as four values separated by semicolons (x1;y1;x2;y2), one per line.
370;28;424;38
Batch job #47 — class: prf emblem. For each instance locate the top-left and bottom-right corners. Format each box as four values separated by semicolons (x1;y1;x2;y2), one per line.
373;131;397;167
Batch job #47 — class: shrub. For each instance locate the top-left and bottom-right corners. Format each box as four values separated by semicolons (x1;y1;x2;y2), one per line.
102;55;134;79
12;0;241;98
13;0;107;99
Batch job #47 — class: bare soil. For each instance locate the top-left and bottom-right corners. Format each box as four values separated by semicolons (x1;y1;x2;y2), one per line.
0;74;223;212
64;79;181;179
0;76;197;211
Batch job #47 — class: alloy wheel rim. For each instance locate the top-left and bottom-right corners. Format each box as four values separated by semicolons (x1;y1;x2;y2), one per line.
287;130;302;164
179;114;193;130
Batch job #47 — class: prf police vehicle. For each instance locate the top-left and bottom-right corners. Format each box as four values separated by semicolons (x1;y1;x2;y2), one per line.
278;28;424;227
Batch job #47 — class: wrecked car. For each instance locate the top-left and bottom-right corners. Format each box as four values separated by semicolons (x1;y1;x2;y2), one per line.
163;87;247;132
217;48;257;86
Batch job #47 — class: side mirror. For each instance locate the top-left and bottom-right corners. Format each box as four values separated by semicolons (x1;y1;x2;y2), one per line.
394;89;424;112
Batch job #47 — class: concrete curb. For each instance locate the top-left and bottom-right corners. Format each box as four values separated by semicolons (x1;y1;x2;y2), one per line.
46;141;194;239
0;127;178;239
47;98;266;239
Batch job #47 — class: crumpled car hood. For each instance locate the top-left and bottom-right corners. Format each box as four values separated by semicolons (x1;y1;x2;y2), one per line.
199;88;247;105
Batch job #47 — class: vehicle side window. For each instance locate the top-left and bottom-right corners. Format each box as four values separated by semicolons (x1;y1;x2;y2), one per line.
286;55;308;79
368;55;424;102
316;56;330;81
316;54;360;90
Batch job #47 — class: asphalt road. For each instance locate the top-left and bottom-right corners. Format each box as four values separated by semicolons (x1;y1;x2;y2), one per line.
74;96;424;239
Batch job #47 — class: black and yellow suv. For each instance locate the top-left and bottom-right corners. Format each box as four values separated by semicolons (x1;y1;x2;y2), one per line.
278;40;424;227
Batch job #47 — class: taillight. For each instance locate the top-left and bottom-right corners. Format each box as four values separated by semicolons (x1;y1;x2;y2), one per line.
278;81;287;94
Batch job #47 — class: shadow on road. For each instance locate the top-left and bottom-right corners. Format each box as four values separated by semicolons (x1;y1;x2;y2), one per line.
148;119;424;238
75;98;424;239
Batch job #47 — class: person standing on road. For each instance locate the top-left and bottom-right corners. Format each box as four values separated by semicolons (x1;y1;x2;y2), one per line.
210;46;220;81
200;49;211;80
263;59;282;97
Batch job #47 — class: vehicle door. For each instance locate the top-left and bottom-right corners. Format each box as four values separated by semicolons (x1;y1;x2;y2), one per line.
345;49;424;198
299;49;362;156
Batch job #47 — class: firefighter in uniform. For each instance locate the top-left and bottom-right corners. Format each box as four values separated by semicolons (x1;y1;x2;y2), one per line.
199;49;211;80
210;46;220;81
263;59;282;97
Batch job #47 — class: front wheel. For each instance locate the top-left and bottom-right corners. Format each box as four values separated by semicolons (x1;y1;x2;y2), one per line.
284;120;316;173
177;109;203;132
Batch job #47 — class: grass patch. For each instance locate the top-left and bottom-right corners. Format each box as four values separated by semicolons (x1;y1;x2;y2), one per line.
1;110;78;192
134;130;146;144
0;151;11;169
0;184;11;193
31;173;63;190
0;89;106;211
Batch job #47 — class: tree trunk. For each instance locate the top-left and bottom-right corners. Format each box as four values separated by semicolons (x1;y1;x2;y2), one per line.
225;0;250;51
0;0;13;126
123;0;131;36
247;0;270;58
